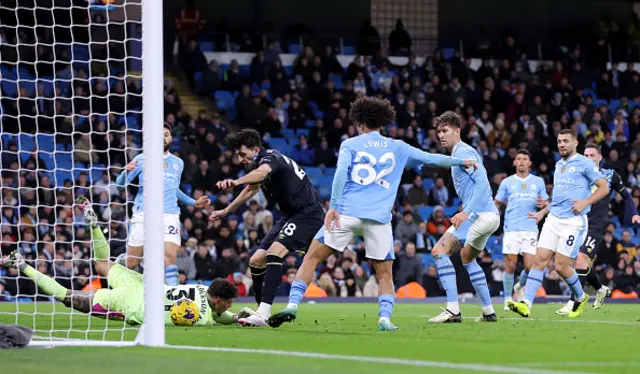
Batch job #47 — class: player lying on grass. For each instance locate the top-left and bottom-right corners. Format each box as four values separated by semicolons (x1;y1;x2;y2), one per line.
555;143;640;315
115;123;211;286
494;149;549;311
210;129;324;327
509;130;610;318
428;111;501;323
0;196;252;326
268;97;476;331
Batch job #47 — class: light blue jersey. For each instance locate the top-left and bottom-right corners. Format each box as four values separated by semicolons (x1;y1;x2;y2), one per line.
450;141;498;215
330;131;468;224
549;154;603;219
116;153;195;214
495;174;548;233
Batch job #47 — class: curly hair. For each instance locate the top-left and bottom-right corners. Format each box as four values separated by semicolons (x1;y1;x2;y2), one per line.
225;128;262;150
207;278;239;300
434;111;461;129
348;97;396;130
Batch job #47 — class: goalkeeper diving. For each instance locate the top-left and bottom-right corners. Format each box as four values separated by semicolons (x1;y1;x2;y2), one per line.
0;196;254;326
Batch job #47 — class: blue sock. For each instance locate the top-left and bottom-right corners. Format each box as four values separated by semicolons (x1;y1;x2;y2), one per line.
288;279;308;307
165;265;179;286
563;271;584;300
463;261;492;307
518;270;528;288
523;268;545;305
503;272;515;298
434;254;459;304
378;294;394;319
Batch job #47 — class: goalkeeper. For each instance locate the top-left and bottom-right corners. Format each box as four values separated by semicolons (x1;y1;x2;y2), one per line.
0;196;253;326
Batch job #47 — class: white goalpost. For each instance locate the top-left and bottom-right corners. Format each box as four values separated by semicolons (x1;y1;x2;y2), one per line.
0;0;165;347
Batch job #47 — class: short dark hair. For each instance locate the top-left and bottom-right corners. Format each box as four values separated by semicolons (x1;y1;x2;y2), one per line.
585;142;602;154
348;97;396;130
163;122;172;131
207;278;238;299
516;149;530;157
435;111;461;129
226;129;262;150
558;129;576;138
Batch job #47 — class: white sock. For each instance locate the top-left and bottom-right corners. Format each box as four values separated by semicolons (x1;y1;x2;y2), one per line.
446;302;460;315
378;316;390;323
576;294;585;303
597;286;606;292
513;283;522;291
523;299;532;308
286;303;298;310
483;305;495;315
257;302;272;318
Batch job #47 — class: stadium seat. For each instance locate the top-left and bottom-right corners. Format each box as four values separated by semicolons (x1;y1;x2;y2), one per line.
323;167;336;176
609;216;621;228
181;184;193;196
37;134;56;152
593;98;608;108
18;134;36;151
318;185;331;200
304;120;316;128
199;41;215;52
269;137;289;152
296;128;310;137
329;75;344;89
194;72;204;92
305;167;324;184
418;206;434;221
288;43;302;55
443;206;458;217
282;128;296;141
54;169;74;185
613;228;625;239
609;99;621;114
422;178;434;191
1;133;15;147
214;90;234;110
452;197;462;207
421;254;435;267
342;45;356;55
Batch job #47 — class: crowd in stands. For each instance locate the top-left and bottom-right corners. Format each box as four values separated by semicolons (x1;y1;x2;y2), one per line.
3;7;640;301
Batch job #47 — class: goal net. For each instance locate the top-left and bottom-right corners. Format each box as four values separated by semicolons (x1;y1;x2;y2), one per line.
0;0;165;347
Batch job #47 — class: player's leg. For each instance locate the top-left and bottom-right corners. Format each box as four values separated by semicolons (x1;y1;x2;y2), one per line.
429;229;463;323
1;250;69;302
513;234;537;301
76;195;112;276
253;241;290;322
163;214;181;286
268;216;355;328
459;213;499;321
121;213;145;269
249;249;267;304
570;232;609;309
502;232;519;309
553;219;589;318
249;219;284;306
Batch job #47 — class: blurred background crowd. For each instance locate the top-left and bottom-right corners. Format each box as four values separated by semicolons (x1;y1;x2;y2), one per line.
2;0;640;301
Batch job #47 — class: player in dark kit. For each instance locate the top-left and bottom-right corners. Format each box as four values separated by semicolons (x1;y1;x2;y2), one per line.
556;143;640;315
210;129;324;326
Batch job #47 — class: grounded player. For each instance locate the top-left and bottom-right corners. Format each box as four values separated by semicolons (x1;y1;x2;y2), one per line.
267;98;476;331
210;129;324;327
0;197;252;326
428;111;501;323
509;130;610;318
555;143;640;315
494;149;549;310
115;123;210;286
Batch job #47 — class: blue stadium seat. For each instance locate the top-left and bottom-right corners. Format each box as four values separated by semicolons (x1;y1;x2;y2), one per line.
36;134;55;152
181;184;193;196
613;228;625;239
323;167;336;176
125;115;140;130
582;88;596;98
452;197;462;207
54;170;74;186
318;185;331;200
422;178;434;191
199;41;215;52
309;101;319;112
39;154;55;171
304;120;316;128
186;280;199;285
296;128;310;137
442;48;455;60
284;66;293;76
1;133;15;147
593;99;608;108
54;153;73;170
317;174;333;186
631;236;640;246
2;80;18;97
329;75;344;89
18;134;36;151
609;216;621;228
194;72;204;92
214;90;234;110
418;206;434;221
288;43;303;55
269;137;288;152
421;254;435;267
305;167;324;184
282;128;296;141
314;111;324;120
39;80;55;96
443;206;458;217
609;99;621;114
342;45;356;55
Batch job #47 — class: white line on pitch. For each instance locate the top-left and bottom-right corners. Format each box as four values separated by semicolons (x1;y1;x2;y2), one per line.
416;315;640;325
517;362;640;368
169;345;599;374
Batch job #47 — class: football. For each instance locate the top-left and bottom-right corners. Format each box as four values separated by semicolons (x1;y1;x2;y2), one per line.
169;299;200;326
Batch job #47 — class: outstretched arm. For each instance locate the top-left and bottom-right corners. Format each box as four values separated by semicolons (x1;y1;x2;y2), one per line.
176;189;196;206
404;146;472;168
115;162;142;188
210;184;260;220
618;187;640;226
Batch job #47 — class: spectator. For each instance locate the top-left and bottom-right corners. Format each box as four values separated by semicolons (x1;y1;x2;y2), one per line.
428;177;450;206
291;135;315;166
394;241;421;287
74;134;99;165
194;245;217;280
406;175;429;206
395;211;419;245
177;245;196;280
426;206;451;235
388;19;411;56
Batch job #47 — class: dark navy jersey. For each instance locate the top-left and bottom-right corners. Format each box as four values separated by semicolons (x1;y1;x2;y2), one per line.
588;168;625;233
256;149;321;218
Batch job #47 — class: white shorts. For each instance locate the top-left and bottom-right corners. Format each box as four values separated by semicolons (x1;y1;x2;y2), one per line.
314;215;394;261
537;213;588;259
127;212;181;247
503;231;538;256
446;212;500;250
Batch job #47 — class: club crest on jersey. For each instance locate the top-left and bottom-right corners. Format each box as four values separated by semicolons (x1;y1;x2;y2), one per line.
561;166;566;173
521;183;527;190
164;162;168;169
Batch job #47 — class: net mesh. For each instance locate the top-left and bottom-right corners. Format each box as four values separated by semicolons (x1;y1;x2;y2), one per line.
0;0;143;344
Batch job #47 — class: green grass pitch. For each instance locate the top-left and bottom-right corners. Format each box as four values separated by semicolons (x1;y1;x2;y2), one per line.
1;302;639;374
